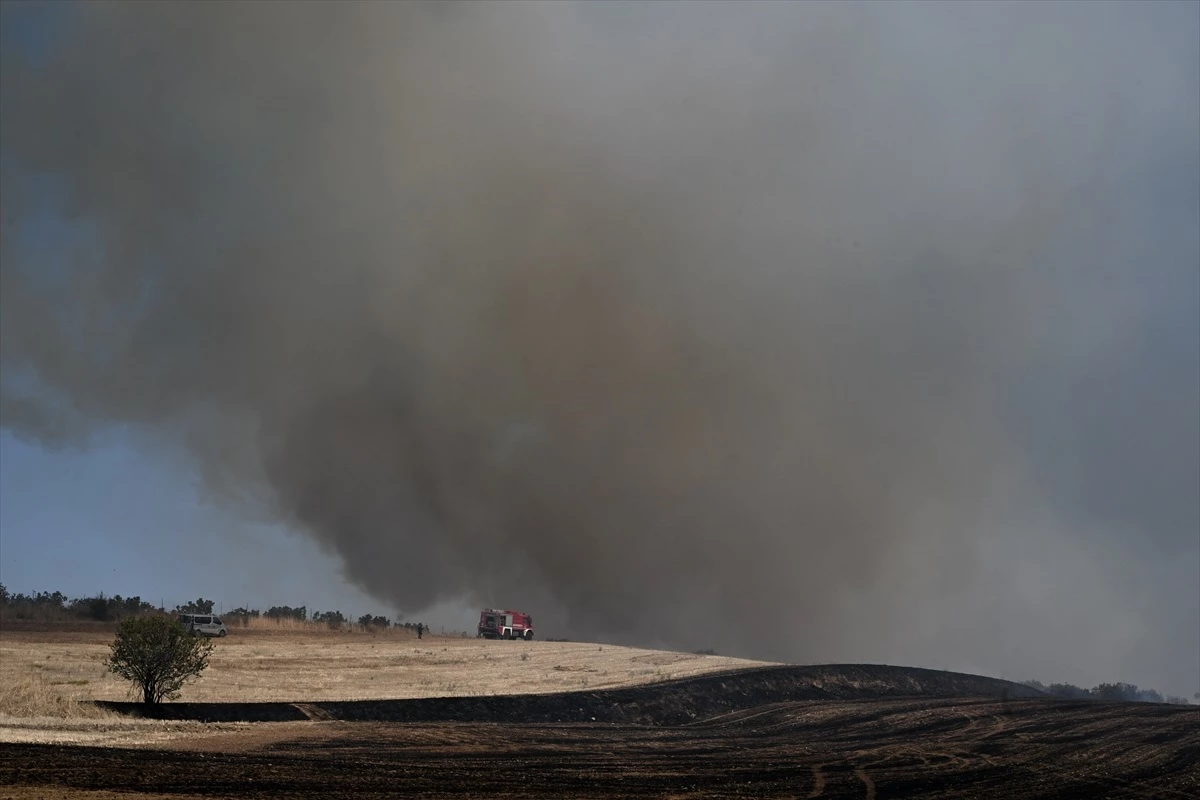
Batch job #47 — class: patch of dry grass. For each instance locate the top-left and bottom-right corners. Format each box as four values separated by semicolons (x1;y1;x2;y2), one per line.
0;671;117;719
0;713;252;747
0;671;242;746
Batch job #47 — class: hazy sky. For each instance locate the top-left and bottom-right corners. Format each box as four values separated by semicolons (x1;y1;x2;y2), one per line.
1;1;1197;699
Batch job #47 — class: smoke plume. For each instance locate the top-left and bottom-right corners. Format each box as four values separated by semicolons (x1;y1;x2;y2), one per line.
2;2;1197;691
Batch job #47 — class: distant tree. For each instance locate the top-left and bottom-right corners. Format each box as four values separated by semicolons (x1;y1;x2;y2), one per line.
265;605;306;621
225;607;260;625
174;598;215;615
1;589;70;621
105;615;214;704
1094;682;1139;702
121;596;156;616
224;608;258;626
29;590;68;610
358;614;391;629
1046;683;1093;700
1031;678;1187;704
1165;695;1191;706
87;595;110;621
0;583;7;604
313;610;346;628
1136;688;1164;704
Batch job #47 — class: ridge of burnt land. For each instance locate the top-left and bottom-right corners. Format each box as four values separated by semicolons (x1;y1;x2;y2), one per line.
94;663;1044;724
4;694;1197;799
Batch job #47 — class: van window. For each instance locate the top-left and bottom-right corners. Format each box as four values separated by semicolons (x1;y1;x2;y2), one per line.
196;616;211;625
178;615;191;625
212;617;222;625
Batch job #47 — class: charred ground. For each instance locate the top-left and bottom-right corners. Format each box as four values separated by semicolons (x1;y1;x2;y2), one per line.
3;664;1197;799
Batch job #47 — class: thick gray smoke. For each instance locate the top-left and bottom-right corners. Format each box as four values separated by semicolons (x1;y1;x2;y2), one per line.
2;3;1197;692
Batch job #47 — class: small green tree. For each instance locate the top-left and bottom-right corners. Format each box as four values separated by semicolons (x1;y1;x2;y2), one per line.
106;615;214;704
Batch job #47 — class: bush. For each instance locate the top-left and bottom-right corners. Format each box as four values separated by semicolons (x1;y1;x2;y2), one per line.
105;615;214;704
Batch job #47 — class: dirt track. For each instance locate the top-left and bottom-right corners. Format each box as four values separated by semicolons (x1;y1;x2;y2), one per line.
3;667;1197;799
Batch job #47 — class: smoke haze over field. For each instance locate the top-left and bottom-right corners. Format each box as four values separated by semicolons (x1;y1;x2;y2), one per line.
1;2;1197;696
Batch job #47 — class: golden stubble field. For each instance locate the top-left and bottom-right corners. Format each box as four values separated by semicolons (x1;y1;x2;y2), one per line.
0;622;774;745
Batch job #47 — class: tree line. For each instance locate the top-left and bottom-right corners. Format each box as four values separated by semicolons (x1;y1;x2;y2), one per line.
1;585;427;632
1020;678;1191;705
0;584;157;621
176;598;418;630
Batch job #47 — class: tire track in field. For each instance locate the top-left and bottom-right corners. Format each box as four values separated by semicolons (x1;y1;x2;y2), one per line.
804;763;826;798
853;766;876;800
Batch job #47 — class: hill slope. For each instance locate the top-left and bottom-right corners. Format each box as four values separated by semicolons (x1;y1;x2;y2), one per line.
100;663;1045;723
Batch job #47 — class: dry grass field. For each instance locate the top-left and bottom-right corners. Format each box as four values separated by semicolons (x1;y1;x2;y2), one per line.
0;620;771;745
0;623;770;705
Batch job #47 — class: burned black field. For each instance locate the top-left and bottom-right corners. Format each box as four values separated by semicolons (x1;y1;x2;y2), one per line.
3;665;1197;799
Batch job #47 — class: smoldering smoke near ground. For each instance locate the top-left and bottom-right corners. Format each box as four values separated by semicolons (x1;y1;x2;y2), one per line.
1;3;1197;695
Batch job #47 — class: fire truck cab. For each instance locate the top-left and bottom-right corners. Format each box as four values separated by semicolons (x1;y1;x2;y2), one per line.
478;608;534;640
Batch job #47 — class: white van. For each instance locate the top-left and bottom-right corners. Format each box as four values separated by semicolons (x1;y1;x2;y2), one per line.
178;613;228;637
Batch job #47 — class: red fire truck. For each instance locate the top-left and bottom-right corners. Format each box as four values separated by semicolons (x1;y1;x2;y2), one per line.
477;608;534;640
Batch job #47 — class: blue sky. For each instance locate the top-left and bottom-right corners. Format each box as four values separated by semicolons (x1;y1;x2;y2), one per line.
0;429;378;615
0;0;57;68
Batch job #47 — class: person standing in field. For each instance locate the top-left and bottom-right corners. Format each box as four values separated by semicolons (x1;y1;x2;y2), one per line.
416;622;424;639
